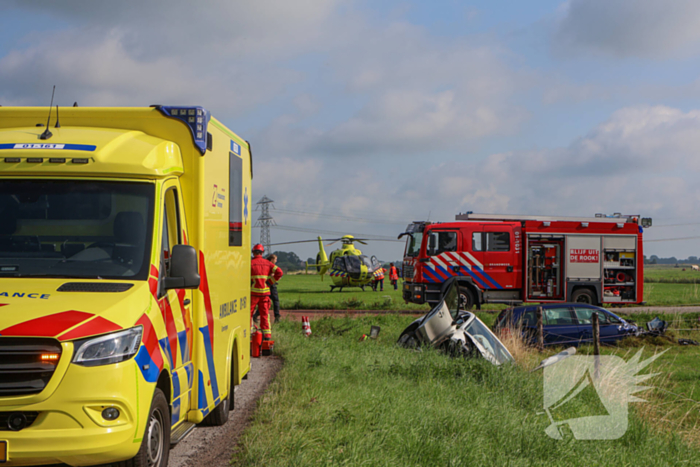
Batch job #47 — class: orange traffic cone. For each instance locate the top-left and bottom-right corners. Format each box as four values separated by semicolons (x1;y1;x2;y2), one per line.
301;316;312;337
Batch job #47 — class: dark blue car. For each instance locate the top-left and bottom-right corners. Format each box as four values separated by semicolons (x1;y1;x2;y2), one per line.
493;303;639;346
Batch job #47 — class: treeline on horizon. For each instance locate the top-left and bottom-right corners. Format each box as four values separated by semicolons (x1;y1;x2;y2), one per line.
645;255;700;265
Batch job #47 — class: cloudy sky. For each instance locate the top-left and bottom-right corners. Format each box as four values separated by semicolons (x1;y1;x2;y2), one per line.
2;0;700;261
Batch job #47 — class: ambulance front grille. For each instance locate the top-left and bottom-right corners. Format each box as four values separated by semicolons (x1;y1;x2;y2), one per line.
0;338;62;397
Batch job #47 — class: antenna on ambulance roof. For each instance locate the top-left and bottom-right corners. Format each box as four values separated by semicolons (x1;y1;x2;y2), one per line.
54;105;61;128
39;86;56;140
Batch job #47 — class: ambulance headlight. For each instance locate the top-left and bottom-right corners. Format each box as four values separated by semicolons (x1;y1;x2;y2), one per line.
72;326;143;367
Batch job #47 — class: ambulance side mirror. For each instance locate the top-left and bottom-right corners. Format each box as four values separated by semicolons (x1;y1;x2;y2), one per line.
164;244;201;290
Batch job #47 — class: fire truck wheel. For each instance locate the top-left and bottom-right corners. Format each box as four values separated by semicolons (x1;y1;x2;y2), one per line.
113;388;170;467
572;288;596;305
459;289;475;310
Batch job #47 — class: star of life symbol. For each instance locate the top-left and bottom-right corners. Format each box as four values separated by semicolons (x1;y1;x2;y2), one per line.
542;349;666;440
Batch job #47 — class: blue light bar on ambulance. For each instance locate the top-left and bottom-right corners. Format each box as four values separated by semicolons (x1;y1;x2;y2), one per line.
153;106;211;155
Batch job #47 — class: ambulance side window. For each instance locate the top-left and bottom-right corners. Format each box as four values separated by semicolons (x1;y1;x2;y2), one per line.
229;152;243;247
162;189;181;278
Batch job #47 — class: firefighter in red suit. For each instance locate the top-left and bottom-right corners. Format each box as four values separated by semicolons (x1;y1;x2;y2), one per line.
389;263;400;290
250;244;283;344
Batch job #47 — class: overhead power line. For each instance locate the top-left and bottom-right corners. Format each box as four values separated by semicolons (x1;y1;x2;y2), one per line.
646;236;700;243
270;224;402;242
274;208;409;225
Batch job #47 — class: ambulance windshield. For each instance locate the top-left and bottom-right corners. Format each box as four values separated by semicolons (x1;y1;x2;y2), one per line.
0;180;154;280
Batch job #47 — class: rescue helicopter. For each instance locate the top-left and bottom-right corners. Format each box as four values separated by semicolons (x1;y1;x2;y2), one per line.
270;235;385;291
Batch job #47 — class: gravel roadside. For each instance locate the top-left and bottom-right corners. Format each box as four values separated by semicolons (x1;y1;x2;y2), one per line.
168;356;283;467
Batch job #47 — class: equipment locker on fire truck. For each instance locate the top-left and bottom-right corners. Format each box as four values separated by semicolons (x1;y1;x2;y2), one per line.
400;213;651;309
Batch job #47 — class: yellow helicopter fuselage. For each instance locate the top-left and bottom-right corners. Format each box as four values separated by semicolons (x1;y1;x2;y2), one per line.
306;236;380;291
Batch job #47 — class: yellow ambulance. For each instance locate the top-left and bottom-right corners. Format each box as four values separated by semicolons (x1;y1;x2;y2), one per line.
0;105;252;466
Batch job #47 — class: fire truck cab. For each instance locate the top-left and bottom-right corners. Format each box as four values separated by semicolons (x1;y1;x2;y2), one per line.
401;213;650;309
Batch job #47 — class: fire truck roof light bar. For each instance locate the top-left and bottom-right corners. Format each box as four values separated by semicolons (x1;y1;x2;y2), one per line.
455;213;642;224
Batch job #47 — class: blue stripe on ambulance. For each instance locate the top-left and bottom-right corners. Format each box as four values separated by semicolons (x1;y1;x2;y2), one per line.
171;399;181;426
197;370;209;416
177;330;189;363
158;336;175;369
0;143;97;151
199;326;220;403
134;346;159;383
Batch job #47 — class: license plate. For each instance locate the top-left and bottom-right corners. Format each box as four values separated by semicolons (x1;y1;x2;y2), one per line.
0;441;6;463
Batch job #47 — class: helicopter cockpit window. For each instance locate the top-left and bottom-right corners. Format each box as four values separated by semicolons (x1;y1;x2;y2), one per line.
344;256;362;273
332;256;346;270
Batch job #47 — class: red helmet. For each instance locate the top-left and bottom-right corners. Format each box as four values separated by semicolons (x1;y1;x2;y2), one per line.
252;244;265;253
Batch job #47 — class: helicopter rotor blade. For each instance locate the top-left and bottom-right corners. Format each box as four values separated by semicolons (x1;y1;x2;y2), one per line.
268;239;324;246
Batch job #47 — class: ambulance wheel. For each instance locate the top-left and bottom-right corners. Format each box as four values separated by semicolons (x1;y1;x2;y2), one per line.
200;393;230;426
114;388;170;467
459;289;475;310
572;288;596;305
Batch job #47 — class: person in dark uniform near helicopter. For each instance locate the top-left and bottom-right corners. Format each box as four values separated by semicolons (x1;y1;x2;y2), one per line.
250;244;283;346
389;263;400;290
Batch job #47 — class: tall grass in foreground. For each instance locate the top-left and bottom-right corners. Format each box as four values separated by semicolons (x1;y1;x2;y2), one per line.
232;315;699;466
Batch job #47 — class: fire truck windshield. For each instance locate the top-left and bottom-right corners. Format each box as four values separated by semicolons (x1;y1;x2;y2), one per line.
405;232;423;257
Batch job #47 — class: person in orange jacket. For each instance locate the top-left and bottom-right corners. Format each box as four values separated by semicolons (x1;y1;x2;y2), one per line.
250;244;283;344
389;263;400;290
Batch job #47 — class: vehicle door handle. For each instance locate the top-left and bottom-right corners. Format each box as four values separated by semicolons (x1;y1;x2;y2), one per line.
183;299;191;306
506;266;513;272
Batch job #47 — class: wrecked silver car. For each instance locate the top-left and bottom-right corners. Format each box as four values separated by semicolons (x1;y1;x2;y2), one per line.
397;281;514;365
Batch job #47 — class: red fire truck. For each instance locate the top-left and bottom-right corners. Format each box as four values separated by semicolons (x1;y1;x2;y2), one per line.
400;213;651;309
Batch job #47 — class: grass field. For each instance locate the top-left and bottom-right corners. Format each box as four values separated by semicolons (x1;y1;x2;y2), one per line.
277;273;700;310
645;264;700;283
233;314;700;466
277;273;428;312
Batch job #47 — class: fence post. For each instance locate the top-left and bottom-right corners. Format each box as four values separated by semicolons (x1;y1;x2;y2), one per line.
592;311;600;378
536;306;544;351
592;311;600;356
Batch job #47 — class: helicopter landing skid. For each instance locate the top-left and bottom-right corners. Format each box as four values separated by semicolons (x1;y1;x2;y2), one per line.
330;286;344;292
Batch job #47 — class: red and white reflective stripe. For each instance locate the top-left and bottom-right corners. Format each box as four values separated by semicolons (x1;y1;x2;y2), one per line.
428;252;480;271
444;252;473;270
431;255;449;270
463;251;483;269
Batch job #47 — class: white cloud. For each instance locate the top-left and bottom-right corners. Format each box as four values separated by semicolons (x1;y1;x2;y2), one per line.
553;0;700;58
257;105;700;259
